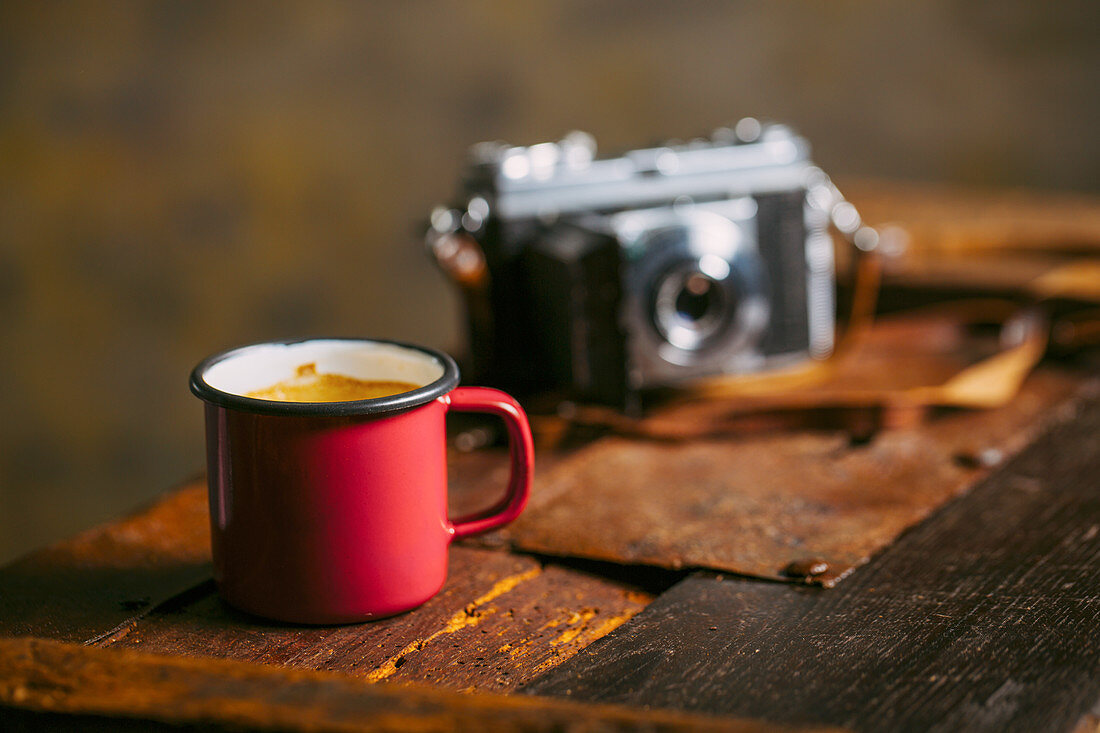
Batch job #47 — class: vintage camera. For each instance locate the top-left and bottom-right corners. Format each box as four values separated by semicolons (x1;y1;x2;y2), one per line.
428;121;868;410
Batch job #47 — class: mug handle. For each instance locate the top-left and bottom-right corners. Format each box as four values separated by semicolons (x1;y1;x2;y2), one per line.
444;387;534;540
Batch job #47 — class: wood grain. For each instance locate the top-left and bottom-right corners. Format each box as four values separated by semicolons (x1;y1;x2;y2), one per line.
0;637;829;732
0;482;210;644
526;386;1100;732
104;545;654;693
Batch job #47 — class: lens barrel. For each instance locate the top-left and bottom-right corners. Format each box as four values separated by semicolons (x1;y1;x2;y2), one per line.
652;269;734;352
630;212;769;366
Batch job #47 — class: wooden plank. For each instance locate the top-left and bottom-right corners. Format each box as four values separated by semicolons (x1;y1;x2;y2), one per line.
525;386;1100;732
0;638;832;733
843;180;1100;258
104;546;656;693
0;421;569;646
0;482;210;644
0;456;656;689
841;181;1100;305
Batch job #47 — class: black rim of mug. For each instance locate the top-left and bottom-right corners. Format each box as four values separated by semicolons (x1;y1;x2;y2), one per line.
189;337;461;416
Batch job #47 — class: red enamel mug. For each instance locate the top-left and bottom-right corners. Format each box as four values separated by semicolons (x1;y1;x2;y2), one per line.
190;338;533;624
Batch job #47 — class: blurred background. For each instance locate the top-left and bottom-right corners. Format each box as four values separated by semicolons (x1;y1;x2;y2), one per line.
1;0;1098;564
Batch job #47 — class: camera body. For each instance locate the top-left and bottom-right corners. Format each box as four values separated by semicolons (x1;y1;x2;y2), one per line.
429;122;842;410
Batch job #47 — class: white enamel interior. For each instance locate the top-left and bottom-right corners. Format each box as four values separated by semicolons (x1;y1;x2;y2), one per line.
202;340;445;398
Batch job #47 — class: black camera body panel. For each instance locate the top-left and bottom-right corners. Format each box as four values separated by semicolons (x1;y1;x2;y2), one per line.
525;222;629;405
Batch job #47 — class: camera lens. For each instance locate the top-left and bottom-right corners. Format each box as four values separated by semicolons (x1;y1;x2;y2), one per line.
620;209;770;370
653;269;732;352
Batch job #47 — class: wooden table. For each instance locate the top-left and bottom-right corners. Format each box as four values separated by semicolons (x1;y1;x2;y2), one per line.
3;184;1100;732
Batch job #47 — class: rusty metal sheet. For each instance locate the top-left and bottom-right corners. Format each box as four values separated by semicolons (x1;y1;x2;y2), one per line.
453;313;1090;586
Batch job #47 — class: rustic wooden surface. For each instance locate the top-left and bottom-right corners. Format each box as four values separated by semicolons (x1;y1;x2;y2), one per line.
0;483;210;644
0;475;658;692
525;386;1100;733
0;638;826;733
843;182;1100;303
103;545;654;693
1;366;1097;732
473;315;1086;583
845;181;1100;259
